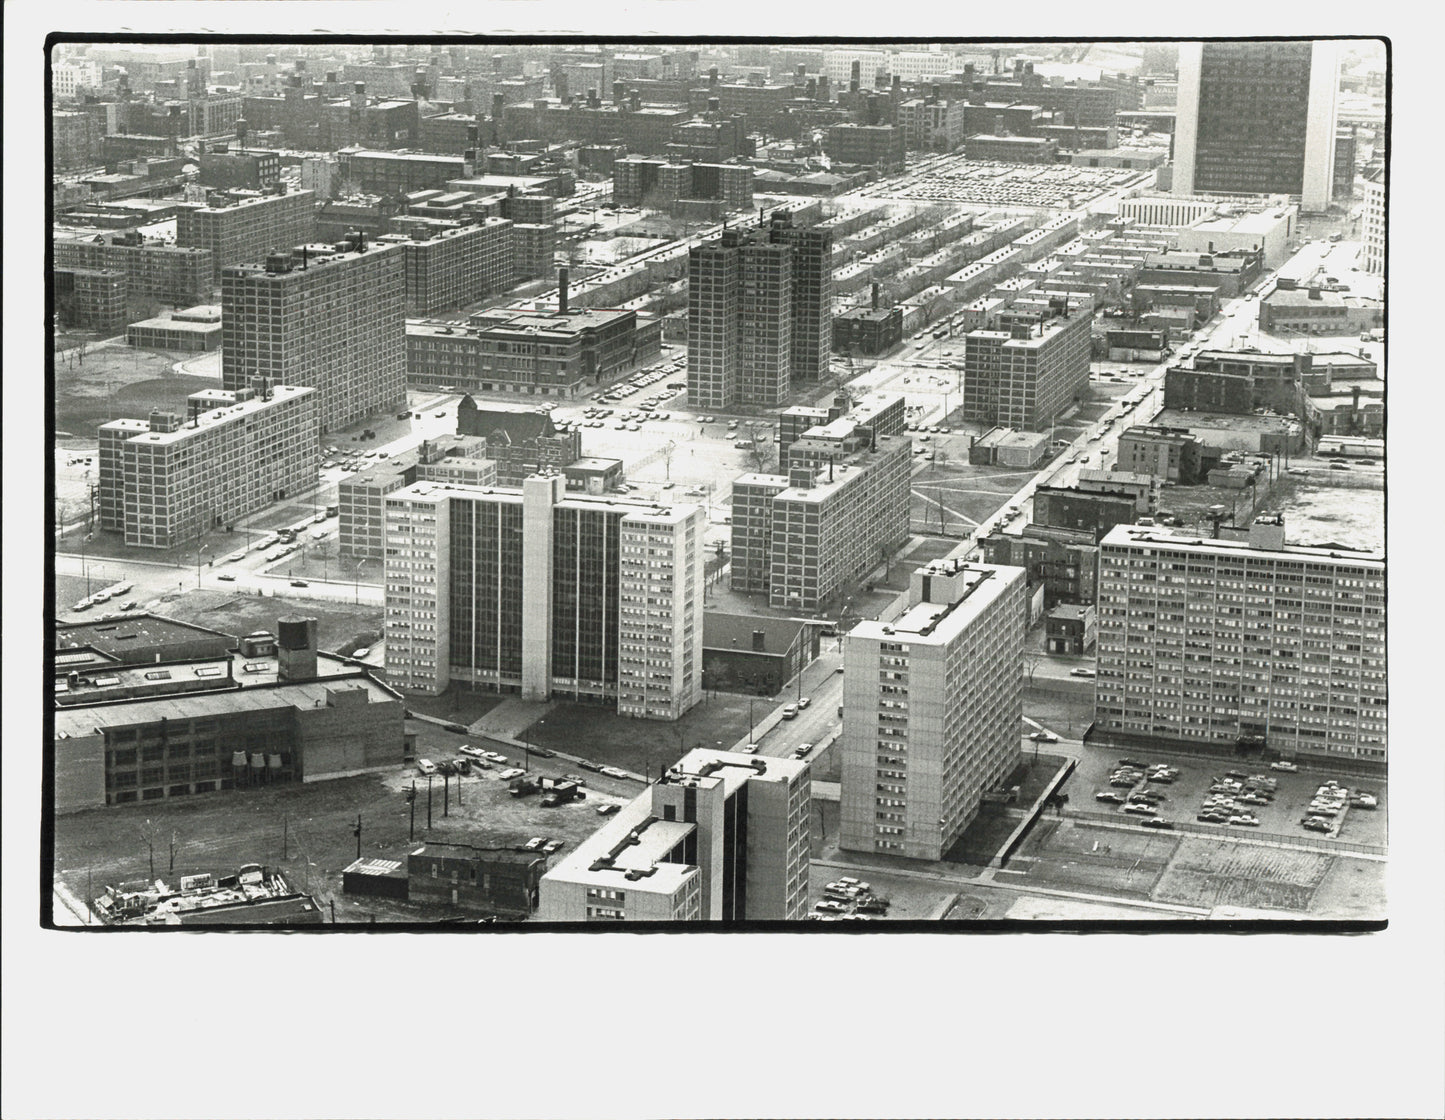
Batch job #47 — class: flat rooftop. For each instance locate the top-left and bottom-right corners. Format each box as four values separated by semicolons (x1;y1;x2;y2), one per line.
857;561;1021;644
1101;523;1383;565
54;669;399;736
1152;408;1299;433
101;385;315;446
391;479;702;523
183;189;316;214
543;794;697;895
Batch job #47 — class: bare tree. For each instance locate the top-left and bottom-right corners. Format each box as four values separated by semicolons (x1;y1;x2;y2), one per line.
168;829;179;873
139;819;159;880
1023;650;1042;688
660;440;677;480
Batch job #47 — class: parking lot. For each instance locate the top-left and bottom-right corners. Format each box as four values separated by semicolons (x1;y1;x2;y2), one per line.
1066;742;1387;849
876;159;1152;208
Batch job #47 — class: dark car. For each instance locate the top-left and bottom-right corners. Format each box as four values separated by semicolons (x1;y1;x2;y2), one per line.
290;579;309;587
1141;819;1175;830
1118;758;1150;768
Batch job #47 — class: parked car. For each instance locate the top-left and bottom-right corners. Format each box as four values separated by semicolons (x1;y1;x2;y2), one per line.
417;760;437;775
1070;667;1096;678
1301;817;1333;833
1096;791;1128;804
542;840;563;854
523;837;547;851
1141;819;1175;830
217;573;237;581
1228;814;1261;827
600;766;630;780
1270;760;1299;772
793;743;814;758
1123;802;1158;816
483;751;509;763
1029;730;1060;743
741;744;759;754
815;899;848;913
1118;758;1150;769
798;697;811;710
496;768;525;781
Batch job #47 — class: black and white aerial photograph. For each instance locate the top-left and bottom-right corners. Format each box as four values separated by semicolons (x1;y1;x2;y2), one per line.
5;5;1441;1119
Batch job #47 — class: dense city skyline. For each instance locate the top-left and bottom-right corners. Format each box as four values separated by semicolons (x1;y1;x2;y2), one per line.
10;21;1438;1120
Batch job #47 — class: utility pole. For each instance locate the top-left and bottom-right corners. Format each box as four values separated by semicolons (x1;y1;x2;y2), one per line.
427;774;433;829
283;815;288;860
408;782;417;841
443;772;450;817
353;813;362;860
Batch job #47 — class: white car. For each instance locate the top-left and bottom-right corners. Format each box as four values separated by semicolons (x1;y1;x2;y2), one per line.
460;746;486;759
741;744;759;754
496;768;525;781
1269;760;1299;773
600;766;630;780
417;760;437;775
483;751;509;763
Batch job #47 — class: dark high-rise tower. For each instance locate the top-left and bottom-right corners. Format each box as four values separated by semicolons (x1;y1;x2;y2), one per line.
767;211;833;386
686;212;832;409
1173;40;1339;211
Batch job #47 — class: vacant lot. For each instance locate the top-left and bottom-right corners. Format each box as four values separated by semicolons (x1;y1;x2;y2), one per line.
1153;837;1333;912
1307;855;1387;919
910;459;1038;535
52;740;632;925
161;587;382;655
1010;819;1178;899
521;693;759;779
55;341;215;439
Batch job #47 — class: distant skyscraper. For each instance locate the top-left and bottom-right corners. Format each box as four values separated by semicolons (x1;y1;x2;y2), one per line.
1361;169;1385;276
221;239;405;432
1172;41;1340;211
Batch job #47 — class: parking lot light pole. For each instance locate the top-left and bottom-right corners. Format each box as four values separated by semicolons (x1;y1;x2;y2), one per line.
427;774;433;830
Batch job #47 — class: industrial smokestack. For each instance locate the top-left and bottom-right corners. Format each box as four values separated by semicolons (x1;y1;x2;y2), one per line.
872;281;880;310
235;118;248;146
558;266;569;313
